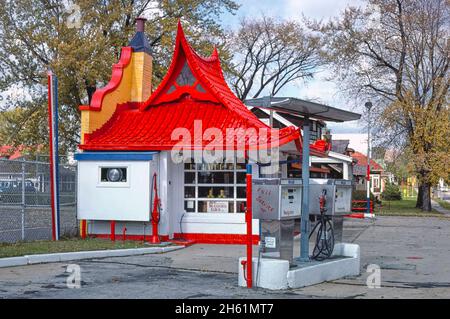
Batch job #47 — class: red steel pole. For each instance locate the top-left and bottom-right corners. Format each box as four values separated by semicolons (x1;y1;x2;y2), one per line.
47;71;57;241
366;163;371;214
246;164;253;288
122;227;127;241
366;101;372;217
81;220;87;239
110;220;116;241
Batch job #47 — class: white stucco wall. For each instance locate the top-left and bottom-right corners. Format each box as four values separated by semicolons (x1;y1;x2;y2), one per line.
77;158;158;221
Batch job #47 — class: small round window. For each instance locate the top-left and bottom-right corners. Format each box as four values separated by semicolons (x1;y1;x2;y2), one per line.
101;167;127;182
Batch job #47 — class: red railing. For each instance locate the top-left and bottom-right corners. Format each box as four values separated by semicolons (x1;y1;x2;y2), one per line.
351;200;373;213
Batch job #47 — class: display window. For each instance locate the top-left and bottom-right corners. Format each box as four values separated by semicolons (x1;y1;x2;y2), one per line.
183;156;247;213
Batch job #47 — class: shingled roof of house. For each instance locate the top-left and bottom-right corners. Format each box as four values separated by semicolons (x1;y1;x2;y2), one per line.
351;151;383;176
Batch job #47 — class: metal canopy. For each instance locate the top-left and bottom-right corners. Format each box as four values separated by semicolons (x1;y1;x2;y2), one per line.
245;97;361;123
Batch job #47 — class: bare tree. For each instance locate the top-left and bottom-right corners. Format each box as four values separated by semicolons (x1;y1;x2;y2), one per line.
228;16;322;101
311;0;450;211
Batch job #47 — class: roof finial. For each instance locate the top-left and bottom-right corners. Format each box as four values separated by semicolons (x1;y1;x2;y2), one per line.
177;19;185;36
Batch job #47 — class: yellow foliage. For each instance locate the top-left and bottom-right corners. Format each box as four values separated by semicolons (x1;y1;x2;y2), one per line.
383;92;450;185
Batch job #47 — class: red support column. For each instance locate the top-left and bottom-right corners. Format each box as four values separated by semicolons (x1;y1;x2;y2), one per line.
80;220;87;239
122;227;127;241
246;164;253;288
110;220;116;241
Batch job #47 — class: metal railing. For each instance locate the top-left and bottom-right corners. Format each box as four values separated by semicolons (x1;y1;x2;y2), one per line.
351;199;374;213
0;158;78;243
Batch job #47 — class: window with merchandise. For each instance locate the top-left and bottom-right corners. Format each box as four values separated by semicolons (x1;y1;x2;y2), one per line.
184;156;248;214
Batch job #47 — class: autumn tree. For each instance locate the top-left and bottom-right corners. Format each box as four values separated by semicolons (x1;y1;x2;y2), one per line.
311;0;449;211
228;16;322;101
0;0;238;153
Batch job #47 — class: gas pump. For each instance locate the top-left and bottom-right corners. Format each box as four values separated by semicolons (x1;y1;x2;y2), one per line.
252;178;302;265
252;177;353;263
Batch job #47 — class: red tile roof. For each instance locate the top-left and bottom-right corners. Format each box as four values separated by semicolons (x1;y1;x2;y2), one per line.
351;151;383;171
0;146;23;160
79;22;325;155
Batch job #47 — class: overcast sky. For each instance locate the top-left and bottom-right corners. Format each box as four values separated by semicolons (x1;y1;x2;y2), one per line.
222;0;367;136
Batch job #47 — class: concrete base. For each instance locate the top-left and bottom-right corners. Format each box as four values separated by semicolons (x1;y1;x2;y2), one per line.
288;243;360;288
238;257;289;290
238;243;360;290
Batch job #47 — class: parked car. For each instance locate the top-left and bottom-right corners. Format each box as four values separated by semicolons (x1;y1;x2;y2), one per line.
0;180;37;204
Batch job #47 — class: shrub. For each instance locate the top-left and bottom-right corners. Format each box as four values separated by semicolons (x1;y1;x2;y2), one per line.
352;190;376;201
382;183;402;201
352;189;378;207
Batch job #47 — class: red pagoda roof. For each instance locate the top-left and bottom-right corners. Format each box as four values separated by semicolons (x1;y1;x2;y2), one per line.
79;22;325;155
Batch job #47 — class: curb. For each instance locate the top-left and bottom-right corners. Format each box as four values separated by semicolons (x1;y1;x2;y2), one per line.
0;246;184;268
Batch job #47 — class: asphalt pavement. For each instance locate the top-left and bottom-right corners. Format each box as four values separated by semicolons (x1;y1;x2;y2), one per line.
1;216;450;299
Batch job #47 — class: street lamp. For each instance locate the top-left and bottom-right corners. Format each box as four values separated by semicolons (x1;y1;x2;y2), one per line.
365;101;373;216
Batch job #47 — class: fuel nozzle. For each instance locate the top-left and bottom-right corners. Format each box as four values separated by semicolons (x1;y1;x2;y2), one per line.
259;238;266;253
319;189;327;215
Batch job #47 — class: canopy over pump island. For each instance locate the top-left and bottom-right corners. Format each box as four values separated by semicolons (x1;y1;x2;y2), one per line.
75;18;361;288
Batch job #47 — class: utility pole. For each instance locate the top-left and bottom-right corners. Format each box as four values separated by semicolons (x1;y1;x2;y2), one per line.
47;70;60;240
365;101;373;216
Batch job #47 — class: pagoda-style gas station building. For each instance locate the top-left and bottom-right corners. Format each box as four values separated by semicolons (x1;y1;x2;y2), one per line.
75;18;360;253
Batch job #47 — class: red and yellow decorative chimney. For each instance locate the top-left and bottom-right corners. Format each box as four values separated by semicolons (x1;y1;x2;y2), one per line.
79;17;153;143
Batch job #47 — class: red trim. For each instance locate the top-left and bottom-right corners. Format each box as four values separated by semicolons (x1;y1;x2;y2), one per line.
79;47;133;112
345;213;365;219
168;238;197;247
92;234;170;242
173;233;259;245
90;233;259;245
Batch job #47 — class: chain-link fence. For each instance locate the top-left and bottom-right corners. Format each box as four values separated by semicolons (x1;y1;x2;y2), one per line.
0;158;78;243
